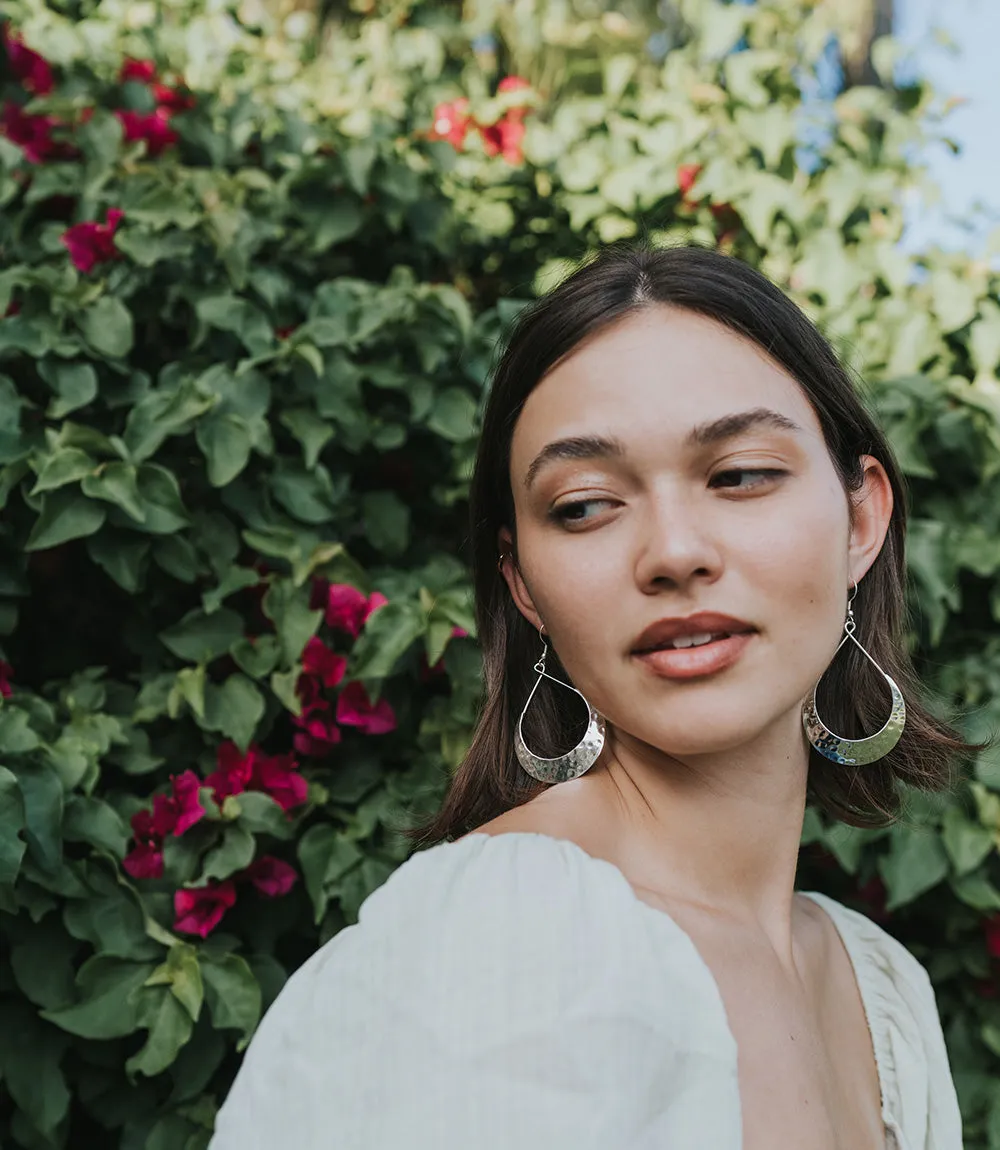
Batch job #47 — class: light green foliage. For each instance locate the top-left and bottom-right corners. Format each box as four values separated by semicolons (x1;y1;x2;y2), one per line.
1;0;1000;1146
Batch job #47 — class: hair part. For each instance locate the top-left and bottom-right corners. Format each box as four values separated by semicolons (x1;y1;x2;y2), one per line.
400;242;977;848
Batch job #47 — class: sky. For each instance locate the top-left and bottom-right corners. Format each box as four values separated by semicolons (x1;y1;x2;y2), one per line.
893;0;1000;253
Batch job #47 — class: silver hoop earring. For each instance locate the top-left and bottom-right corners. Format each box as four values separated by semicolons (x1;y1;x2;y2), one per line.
802;581;905;765
514;630;606;783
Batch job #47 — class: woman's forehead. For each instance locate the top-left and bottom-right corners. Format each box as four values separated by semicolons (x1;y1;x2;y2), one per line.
510;307;824;465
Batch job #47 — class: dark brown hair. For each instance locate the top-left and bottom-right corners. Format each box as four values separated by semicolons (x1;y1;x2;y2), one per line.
402;243;974;847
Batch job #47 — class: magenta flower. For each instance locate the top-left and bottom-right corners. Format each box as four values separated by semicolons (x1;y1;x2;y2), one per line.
1;101;58;163
170;770;207;835
115;108;178;156
149;792;179;837
301;636;347;688
312;582;388;637
123;840;164;880
0;660;12;699
205;740;256;803
174;880;236;937
119;57;158;84
152;82;196;114
336;681;397;735
292;711;342;758
60;208;124;273
244;856;297;898
3;27;55;95
250;751;308;811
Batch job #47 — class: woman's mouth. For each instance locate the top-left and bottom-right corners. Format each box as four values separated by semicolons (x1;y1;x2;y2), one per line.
631;628;756;680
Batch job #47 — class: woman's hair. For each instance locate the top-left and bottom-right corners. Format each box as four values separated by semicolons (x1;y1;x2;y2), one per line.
401;243;975;848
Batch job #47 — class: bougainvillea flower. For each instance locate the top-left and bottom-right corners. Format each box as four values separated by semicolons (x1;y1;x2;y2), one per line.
150;792;178;837
130;808;157;841
292;712;342;758
115;108;178;156
250;751;309;810
3;301;20;319
478;116;527;164
244;856;297;898
676;163;702;204
170;770;207;835
205;739;256;802
1;101;58;163
119;57;158;84
60;208;124;274
301;636;347;688
429;97;471;149
174;879;237;937
985;914;1000;959
152;82;196;114
123;840;164;880
295;673;328;718
0;660;12;698
3;27;55;95
497;75;531;96
313;582;389;637
336;681;397;735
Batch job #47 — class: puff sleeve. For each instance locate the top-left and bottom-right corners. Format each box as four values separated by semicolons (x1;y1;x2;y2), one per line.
209;832;742;1150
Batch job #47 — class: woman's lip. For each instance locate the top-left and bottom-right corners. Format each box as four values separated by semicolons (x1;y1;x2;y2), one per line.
632;632;755;680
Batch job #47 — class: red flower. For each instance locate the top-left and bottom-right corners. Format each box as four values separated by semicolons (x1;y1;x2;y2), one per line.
3;301;20;319
205;740;256;803
478;116;526;164
244;856;297;898
677;163;702;203
985;914;1000;959
3;27;55;96
174;879;236;937
152;82;195;114
1;101;58;163
301;636;347;688
171;770;207;835
115;108;178;156
119;57;158;84
292;711;342;758
150;792;178;837
0;660;12;698
336;680;397;735
250;751;308;810
497;75;531;96
123;840;164;880
312;582;388;638
429;98;471;149
60;208;124;274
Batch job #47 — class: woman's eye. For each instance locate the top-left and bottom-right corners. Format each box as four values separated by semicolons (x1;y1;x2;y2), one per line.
549;498;615;524
710;468;786;491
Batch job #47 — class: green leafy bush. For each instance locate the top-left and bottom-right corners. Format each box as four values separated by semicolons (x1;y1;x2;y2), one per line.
2;0;1000;1146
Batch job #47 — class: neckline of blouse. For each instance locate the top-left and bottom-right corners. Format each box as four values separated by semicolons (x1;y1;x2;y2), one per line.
457;830;897;1134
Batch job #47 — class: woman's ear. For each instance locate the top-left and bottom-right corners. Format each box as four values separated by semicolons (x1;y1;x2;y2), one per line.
848;456;894;583
496;527;544;632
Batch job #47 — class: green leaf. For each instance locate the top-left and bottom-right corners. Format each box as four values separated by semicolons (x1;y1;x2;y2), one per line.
126;986;194;1077
30;447;96;494
349;600;424;680
362;490;410;556
280;407;334;469
199;824;255;883
124;386;216;463
196;294;274;355
0;705;42;752
62;795;129;857
196;412;254;486
941;805;995;876
263;579;322;665
134;463;190;534
200;674;265;749
25;488;107;551
426;387;477;441
81;461;146;522
13;762;63;874
298;823;364;924
160;607;244;663
201;953;262;1050
231;633;281;679
39;360;98;418
145;943;204;1022
233;791;295;839
41;956;156;1039
79;296;135;358
202;566;261;614
86;531;149;592
878;825;950;911
10;916;79;1010
0;764;27;884
0;1001;70;1137
63;873;161;960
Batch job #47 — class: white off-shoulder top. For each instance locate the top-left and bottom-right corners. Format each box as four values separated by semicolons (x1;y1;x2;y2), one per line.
210;831;963;1150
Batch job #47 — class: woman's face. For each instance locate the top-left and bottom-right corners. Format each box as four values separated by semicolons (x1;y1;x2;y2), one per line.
501;305;892;762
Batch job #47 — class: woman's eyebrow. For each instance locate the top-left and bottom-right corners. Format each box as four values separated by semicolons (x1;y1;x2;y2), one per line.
522;408;802;491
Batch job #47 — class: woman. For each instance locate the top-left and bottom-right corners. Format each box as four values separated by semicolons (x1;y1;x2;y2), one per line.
211;245;971;1150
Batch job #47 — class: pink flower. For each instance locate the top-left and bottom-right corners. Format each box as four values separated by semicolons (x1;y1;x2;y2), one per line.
150;792;178;837
123;840;164;880
312;582;388;637
3;27;55;95
497;75;531;96
60;208;124;274
301;636;347;688
171;770;207;835
115;108;178;156
336;681;397;735
244;856;297;898
478;116;526;164
292;711;342;757
119;57;158;84
0;660;12;698
250;751;308;811
429;97;472;149
205;740;256;803
152;82;195;114
1;101;58;163
174;879;236;937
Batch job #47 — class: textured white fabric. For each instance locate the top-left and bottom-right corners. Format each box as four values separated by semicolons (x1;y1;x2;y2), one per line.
210;831;963;1150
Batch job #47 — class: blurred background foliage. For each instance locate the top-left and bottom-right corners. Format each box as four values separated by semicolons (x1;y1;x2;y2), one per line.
2;0;1000;1146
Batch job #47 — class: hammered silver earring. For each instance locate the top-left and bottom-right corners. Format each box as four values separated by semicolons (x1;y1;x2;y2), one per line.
514;628;606;783
802;581;905;765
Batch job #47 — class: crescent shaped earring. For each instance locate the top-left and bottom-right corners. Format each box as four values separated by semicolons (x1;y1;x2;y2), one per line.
802;580;906;765
513;626;606;784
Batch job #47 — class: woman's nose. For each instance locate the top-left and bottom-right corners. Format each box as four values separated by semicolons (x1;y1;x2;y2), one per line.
632;492;724;593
